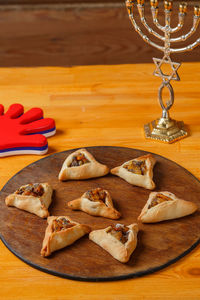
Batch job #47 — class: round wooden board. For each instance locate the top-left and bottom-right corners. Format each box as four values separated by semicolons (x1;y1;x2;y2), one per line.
0;146;200;281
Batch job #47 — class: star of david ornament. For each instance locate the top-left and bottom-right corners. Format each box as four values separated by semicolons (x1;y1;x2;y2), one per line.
153;56;181;82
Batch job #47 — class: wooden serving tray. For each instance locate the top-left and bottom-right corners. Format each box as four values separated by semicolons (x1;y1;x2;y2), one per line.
0;146;200;281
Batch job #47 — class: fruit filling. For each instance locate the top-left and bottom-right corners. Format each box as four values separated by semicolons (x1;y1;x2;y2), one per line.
70;153;89;167
123;159;146;175
52;217;75;232
107;224;130;244
148;193;173;209
16;183;44;197
85;188;107;204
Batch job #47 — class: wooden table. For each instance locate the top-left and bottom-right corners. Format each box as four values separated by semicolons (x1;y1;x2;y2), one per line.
0;63;200;299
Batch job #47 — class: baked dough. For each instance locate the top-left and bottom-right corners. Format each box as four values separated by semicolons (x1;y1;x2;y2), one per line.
58;148;109;181
5;183;53;218
138;191;198;223
89;223;138;263
41;216;91;257
111;154;156;190
68;187;121;219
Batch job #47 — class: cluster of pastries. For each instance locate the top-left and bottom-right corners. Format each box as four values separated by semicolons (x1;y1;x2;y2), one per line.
59;149;156;190
5;148;198;263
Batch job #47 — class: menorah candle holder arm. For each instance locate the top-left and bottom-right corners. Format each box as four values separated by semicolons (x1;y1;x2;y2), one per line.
128;13;164;52
170;3;187;33
170;14;185;33
170;38;200;53
137;3;165;41
151;5;166;32
164;1;172;27
170;15;200;42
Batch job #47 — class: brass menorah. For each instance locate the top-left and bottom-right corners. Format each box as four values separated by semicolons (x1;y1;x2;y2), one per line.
126;0;200;143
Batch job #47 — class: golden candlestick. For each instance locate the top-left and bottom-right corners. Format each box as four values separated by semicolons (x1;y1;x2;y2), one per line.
126;0;200;143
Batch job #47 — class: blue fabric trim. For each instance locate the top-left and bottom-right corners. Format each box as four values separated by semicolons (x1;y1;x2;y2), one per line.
0;144;48;153
28;127;56;135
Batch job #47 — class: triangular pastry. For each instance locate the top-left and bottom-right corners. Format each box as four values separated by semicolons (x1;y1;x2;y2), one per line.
41;216;91;257
5;183;53;218
111;154;156;190
89;223;138;263
68;187;121;219
58;148;109;181
138;191;198;223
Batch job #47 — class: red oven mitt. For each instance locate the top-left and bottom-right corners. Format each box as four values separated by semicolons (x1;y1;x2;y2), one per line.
0;103;56;157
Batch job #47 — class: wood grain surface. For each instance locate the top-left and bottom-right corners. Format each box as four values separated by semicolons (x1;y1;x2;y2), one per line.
0;2;199;67
0;63;200;299
0;146;199;281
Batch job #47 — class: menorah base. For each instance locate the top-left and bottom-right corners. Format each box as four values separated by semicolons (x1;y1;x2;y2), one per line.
144;117;188;143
